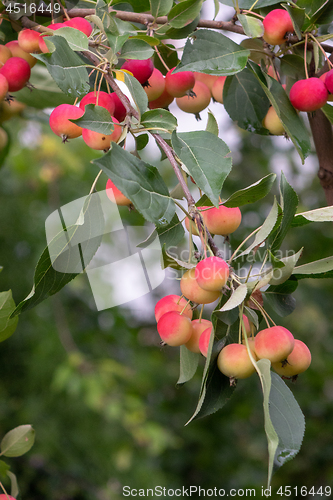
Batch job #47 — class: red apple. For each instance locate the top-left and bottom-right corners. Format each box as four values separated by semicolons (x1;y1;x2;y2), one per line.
180;268;221;305
0;57;31;92
157;310;193;346
254;326;295;363
195;256;229;292
49;103;84;141
289;78;328;112
106;178;132;206
165;67;195;98
155;294;193;322
185;318;212;353
263;9;294;45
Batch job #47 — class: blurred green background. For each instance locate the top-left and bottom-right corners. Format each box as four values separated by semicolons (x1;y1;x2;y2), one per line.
1;97;333;500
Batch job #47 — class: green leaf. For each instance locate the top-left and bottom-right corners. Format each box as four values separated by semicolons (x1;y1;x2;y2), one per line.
93;143;175;226
130;34;161;47
7;470;19;499
161;244;195;271
219;284;248;312
123;72;148;119
0;290;18;342
161;15;200;40
293;256;333;279
150;0;173;17
0;125;11;170
120;38;154;60
1;425;35;457
173;29;250;76
218;0;283;6
15;64;75;109
34;36;90;99
264;279;298;317
237;14;264;38
0;460;10;479
294;206;333;226
171;130;232;207
235;197;279;259
105;31;129;54
50;26;89;51
269;248;303;286
321;103;333;124
11;193;104;317
153;43;179;76
71;104;116;134
137;214;185;250
249;63;311;163
223;68;270;134
223;173;276;208
140;109;178;132
168;0;203;29
205;110;219;136
271;172;299;252
280;55;306;80
177;346;199;384
284;5;305;41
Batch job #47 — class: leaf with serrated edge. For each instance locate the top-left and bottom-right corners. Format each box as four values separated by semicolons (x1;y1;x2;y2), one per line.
173;30;250;76
269;248;303;286
71;104;116;135
0;290;18;342
205;110;219;136
168;0;203;29
292;205;333;227
271;172;299;252
219;284;247;312
150;0;173;17
177;346;199;384
120;38;154;60
237;14;264;38
50;27;89;51
1;425;35;457
141;109;177;132
293;256;333;278
162;244;195;270
123;71;148;118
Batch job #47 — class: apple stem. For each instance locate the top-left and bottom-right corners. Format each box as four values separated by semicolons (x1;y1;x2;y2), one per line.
304;34;309;79
199;305;204;322
309;33;333;70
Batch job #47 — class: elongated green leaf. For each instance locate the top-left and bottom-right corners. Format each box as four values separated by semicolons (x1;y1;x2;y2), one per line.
105;31;129;54
140;109;177;132
171;130;232;207
173;29;250;76
0;460;10;479
137;214;185;250
34;36;90;98
12;193;104;317
120;38;154;60
1;425;35;457
237;14;264;38
93;143;175;226
271;172;299;252
219;284;247;312
162;244;195;271
50;27;89;51
168;0;203;28
292;205;333;227
177;346;199;384
293;256;333;279
249;63;311;163
123;72;148;118
224;173;276;207
71;104;115;134
322;103;333;124
269;248;303;286
223;68;270;134
7;470;19;499
264;279;298;317
205;110;219;136
0;290;18;342
150;0;173;17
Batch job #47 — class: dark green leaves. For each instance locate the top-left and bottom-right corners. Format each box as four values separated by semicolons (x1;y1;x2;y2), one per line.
71;104;116;134
120;38;154;60
178;346;199;384
140;109;177;132
0;290;18;342
171;130;232;206
150;0;173;17
223;68;270;134
224;174;276;207
293;256;333;279
35;36;90;99
168;0;203;29
93;143;175;226
174;29;250;76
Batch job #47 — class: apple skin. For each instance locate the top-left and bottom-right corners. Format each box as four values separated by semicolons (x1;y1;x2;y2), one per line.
109;93;128;122
144;68;165;102
157;311;193;346
165;67;195;98
242;314;252;337
289;78;328;112
79;91;115;116
185;318;212;353
18;28;42;53
155;294;193;322
254;326;295;363
49;104;84;140
198;326;213;357
0;44;12;66
106;178;132;207
180;268;221;305
211;76;227;104
0;99;26;122
0;73;8;100
5;40;37;67
322;69;333;101
82;118;122;150
272;339;311;377
193;72;218;93
176;80;211;115
0;57;31;92
217;343;256;379
149;88;174;109
263;9;294;45
263;106;285;135
195;256;229;292
0;495;16;500
65;17;93;37
121;58;154;85
201;205;242;236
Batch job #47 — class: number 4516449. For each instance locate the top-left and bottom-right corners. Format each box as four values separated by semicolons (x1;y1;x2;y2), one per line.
5;2;61;14
277;486;331;496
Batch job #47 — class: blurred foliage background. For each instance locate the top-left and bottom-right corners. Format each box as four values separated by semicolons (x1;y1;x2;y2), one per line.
1;94;333;500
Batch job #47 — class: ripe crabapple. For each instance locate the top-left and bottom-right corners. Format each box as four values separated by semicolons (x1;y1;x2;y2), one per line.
165;67;195;98
121;58;154;85
18;28;41;53
157;310;193;346
155;294;193;322
144;68;165;102
106;178;132;206
217;343;256;379
200;205;242;236
272;339;311;377
193;72;218;93
0;44;12;66
198;326;213;357
195;256;229;292
0;74;8;100
254;326;295;363
38;24;64;53
149;88;174;109
0;57;31;92
176;80;211;117
263;106;285;135
65;17;93;37
185;318;212;353
242;314;252;337
180;268;221;305
79;91;115;116
211;76;227;104
323;68;333;94
49;103;84;141
0;99;26;122
263;9;294;45
289;78;328;112
0;494;16;500
5;40;37;67
108;93;128;122
82;118;122;150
